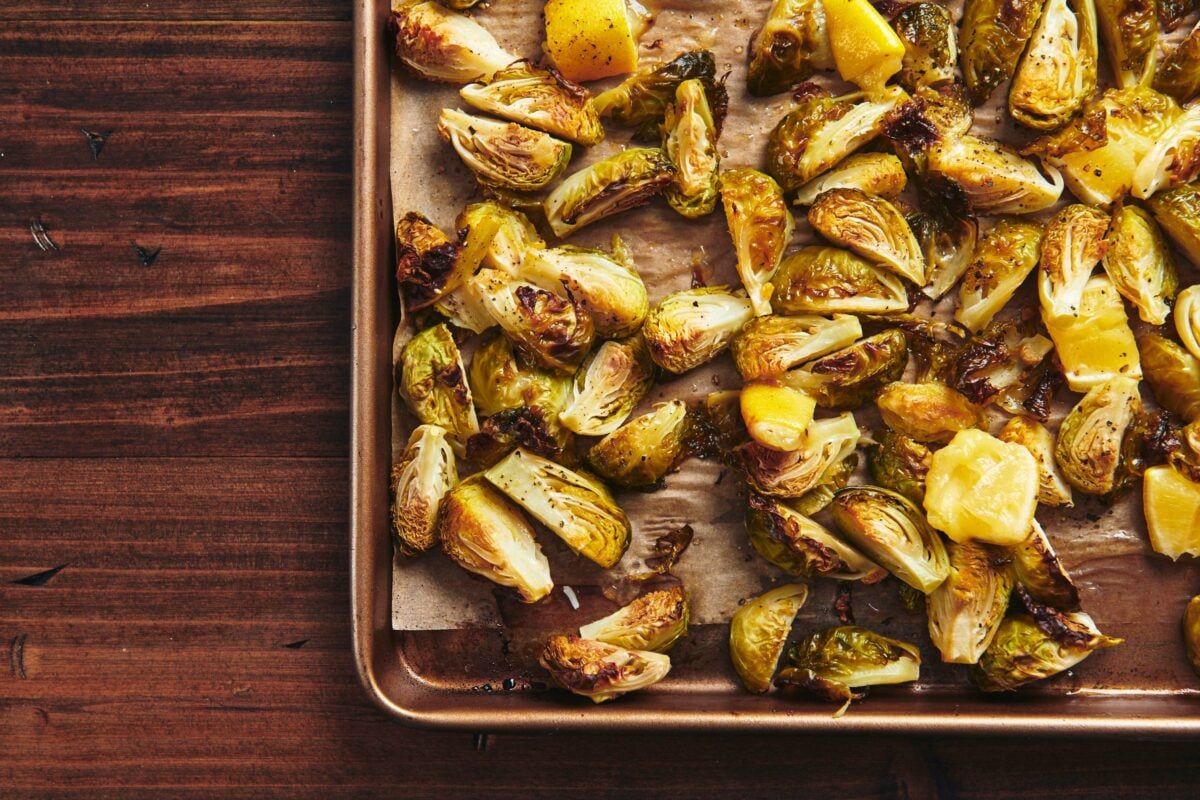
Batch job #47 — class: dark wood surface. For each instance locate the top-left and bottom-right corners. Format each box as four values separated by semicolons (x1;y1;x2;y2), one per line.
1;4;1197;797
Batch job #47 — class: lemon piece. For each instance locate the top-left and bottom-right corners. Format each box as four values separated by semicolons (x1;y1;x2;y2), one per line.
1144;465;1200;560
544;0;639;83
1043;274;1141;393
822;0;904;95
924;428;1039;546
741;383;817;452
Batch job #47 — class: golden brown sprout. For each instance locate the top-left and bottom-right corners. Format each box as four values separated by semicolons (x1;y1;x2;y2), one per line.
472;268;594;374
913;213;979;301
1043;274;1141;393
830;486;951;593
868;429;932;504
892;3;958;90
459;61;604;145
587;400;691;489
927;135;1063;215
960;0;1046;105
643;287;755;374
579;586;690;652
388;1;517;84
999;417;1074;508
593;50;729;139
1155;25;1200;103
771;247;909;316
1148;184;1200;264
737;413;863;498
793;153;908;206
1177;285;1200;360
539;635;671;703
783;329;909;409
732;314;863;381
694;390;752;453
729;584;810;693
395;211;494;321
1055;376;1141;496
1102;205;1179;325
1138;332;1200;423
747;0;834;96
721;169;795;316
776;626;921;714
808;189;925;285
1010;519;1081;610
1008;0;1098;130
520;241;650;339
955;218;1043;333
458;201;544;275
745;493;888;582
1133;104;1200;200
437;109;572;192
1095;0;1156;88
876;382;984;444
559;335;656;436
662;79;720;218
390;424;458;555
468;334;572;419
398;323;480;442
927;539;1013;663
971;611;1121;691
741;383;817;452
1037;204;1109;320
543;148;676;238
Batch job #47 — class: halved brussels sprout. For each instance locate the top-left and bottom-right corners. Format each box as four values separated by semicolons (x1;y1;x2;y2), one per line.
729;584;810;693
1094;0;1157;88
876;382;983;444
1008;0;1098;130
643;287;755;374
459;201;544;276
971;611;1122;691
1177;285;1200;360
1010;519;1081;610
398;323;480;442
1139;332;1200;423
747;0;834;96
1185;596;1200;676
1148;184;1200;264
484;448;631;568
1043;274;1141;393
927;539;1013;663
999;417;1074;508
388;1;517;84
783;329;909;409
466;406;571;468
692;390;751;454
808;189;925;285
788;453;857;516
793;152;908;206
472;268;594;374
390;424;458;555
1155;26;1200;103
459;61;604;146
440;476;553;602
830;486;950;593
543;148;676;238
587;400;691;489
912;212;978;300
776;626;921;714
1102;205;1179;325
468;333;572;419
892;3;958;90
438;108;572;192
732;314;863;381
868;429;932;504
662;79;720;218
960;0;1047;105
771;247;909;316
721;169;794;316
579;586;689;652
955;217;1043;333
927;135;1063;215
521;242;649;339
745;493;888;582
594;50;729;139
737;413;863;498
1037;204;1109;320
394;210;499;324
741;383;817;452
1055;376;1141;496
559;335;656;436
1133;104;1200;200
539;635;671;703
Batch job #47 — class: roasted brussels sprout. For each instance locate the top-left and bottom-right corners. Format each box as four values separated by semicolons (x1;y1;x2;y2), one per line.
824;0;906;94
740;383;817;452
459;61;604;146
1178;285;1200;360
868;429;932;504
521;242;649;339
1155;26;1200;103
783;329;909;409
1010;519;1081;610
746;0;834;96
691;390;751;454
587;400;691;488
398;323;479;442
960;0;1046;105
1101;205;1178;325
539;635;671;703
1037;204;1109;320
830;486;950;593
971;611;1122;691
468;333;571;419
484;448;631;568
955;217;1043;333
559;335;656;436
593;50;729;138
1148;184;1200;264
808;189;925;285
1093;0;1157;88
913;212;978;301
1185;596;1200;676
390;424;458;555
771;247;909;316
1043;275;1141;393
927;136;1063;216
729;584;810;693
776;626;921;714
1055;376;1140;496
579;586;689;652
721;169;794;316
388;1;517;84
543;148;676;238
440;476;553;602
732;314;863;381
1160;0;1198;30
927;539;1013;663
1138;333;1200;423
892;3;958;90
662;79;720;218
876;382;984;444
466;406;571;467
472;268;594;374
460;201;545;275
738;413;864;498
643;287;755;374
1133;104;1200;200
1144;463;1200;559
788;453;857;515
1008;0;1098;130
793;153;908;206
394;211;502;326
999;416;1073;508
745;493;887;582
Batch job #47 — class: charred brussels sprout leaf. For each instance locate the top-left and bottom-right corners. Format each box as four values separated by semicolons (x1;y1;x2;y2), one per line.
467;406;570;468
643;287;755;374
972;611;1121;691
662;79;720;218
1155;26;1200;102
398;323;479;442
927;539;1013;663
395;211;465;313
1185;596;1200;676
808;189;925;285
1008;0;1099;131
771;247;909;316
594;50;729;138
559;335;656;436
876;382;984;444
692;390;752;454
793;152;908;206
927;135;1063;216
539;635;671;703
745;493;887;582
732;314;863;381
459;61;604;145
730;584;810;693
579;586;690;652
748;0;834;96
999;416;1074;508
913;212;979;301
521;241;649;339
831;486;951;593
960;0;1046;105
1102;205;1178;325
1176;285;1200;361
1160;0;1198;30
1055;376;1141;496
955;217;1043;333
776;626;921;714
721;169;794;316
869;429;932;504
472;268;594;374
738;413;864;499
390;424;458;555
587;400;691;489
437;109;572;192
468;333;572;418
892;3;958;90
1095;0;1157;88
388;1;518;84
543;148;676;238
1148;184;1200;264
1010;519;1081;610
1138;332;1200;423
783;329;909;409
1037;204;1110;320
1133;104;1200;199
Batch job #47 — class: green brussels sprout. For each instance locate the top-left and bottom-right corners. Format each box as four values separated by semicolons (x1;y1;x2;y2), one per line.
439;476;553;602
1055;376;1141;495
971;611;1122;691
793;152;908;207
927;539;1013;663
459;61;605;146
868;429;932;504
776;626;921;714
484;448;631;568
540;635;671;703
999;416;1074;508
771;246;909;316
721;169;795;316
1008;0;1099;130
955;217;1043;333
662;79;720;218
911;212;978;301
559;335;656;436
927;135;1063;216
398;323;480;442
876;382;984;444
766;86;904;191
543;148;676;238
1160;0;1197;31
787;453;857;516
593;50;729;140
729;584;810;693
579;586;689;653
783;329;909;409
1010;519;1081;611
521;241;650;339
458;200;545;275
468;333;572;419
1133;104;1200;201
1100;205;1178;326
731;314;863;381
892;3;958;90
960;0;1046;105
1037;204;1110;320
747;0;834;96
1094;0;1157;88
830;486;951;593
1138;332;1200;423
1148;184;1200;264
390;424;458;555
808;189;926;285
643;286;755;374
437;108;572;192
737;413;864;498
388;1;517;84
1176;285;1200;360
472;268;594;374
587;400;691;489
1154;26;1200;103
1184;595;1200;677
745;493;887;582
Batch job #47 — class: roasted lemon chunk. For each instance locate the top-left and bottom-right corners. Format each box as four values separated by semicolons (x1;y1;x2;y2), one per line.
1043;274;1141;393
1143;465;1200;560
544;0;639;82
822;0;904;95
741;383;817;452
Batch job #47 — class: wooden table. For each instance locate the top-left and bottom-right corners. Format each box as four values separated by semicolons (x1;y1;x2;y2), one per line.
1;4;1197;796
